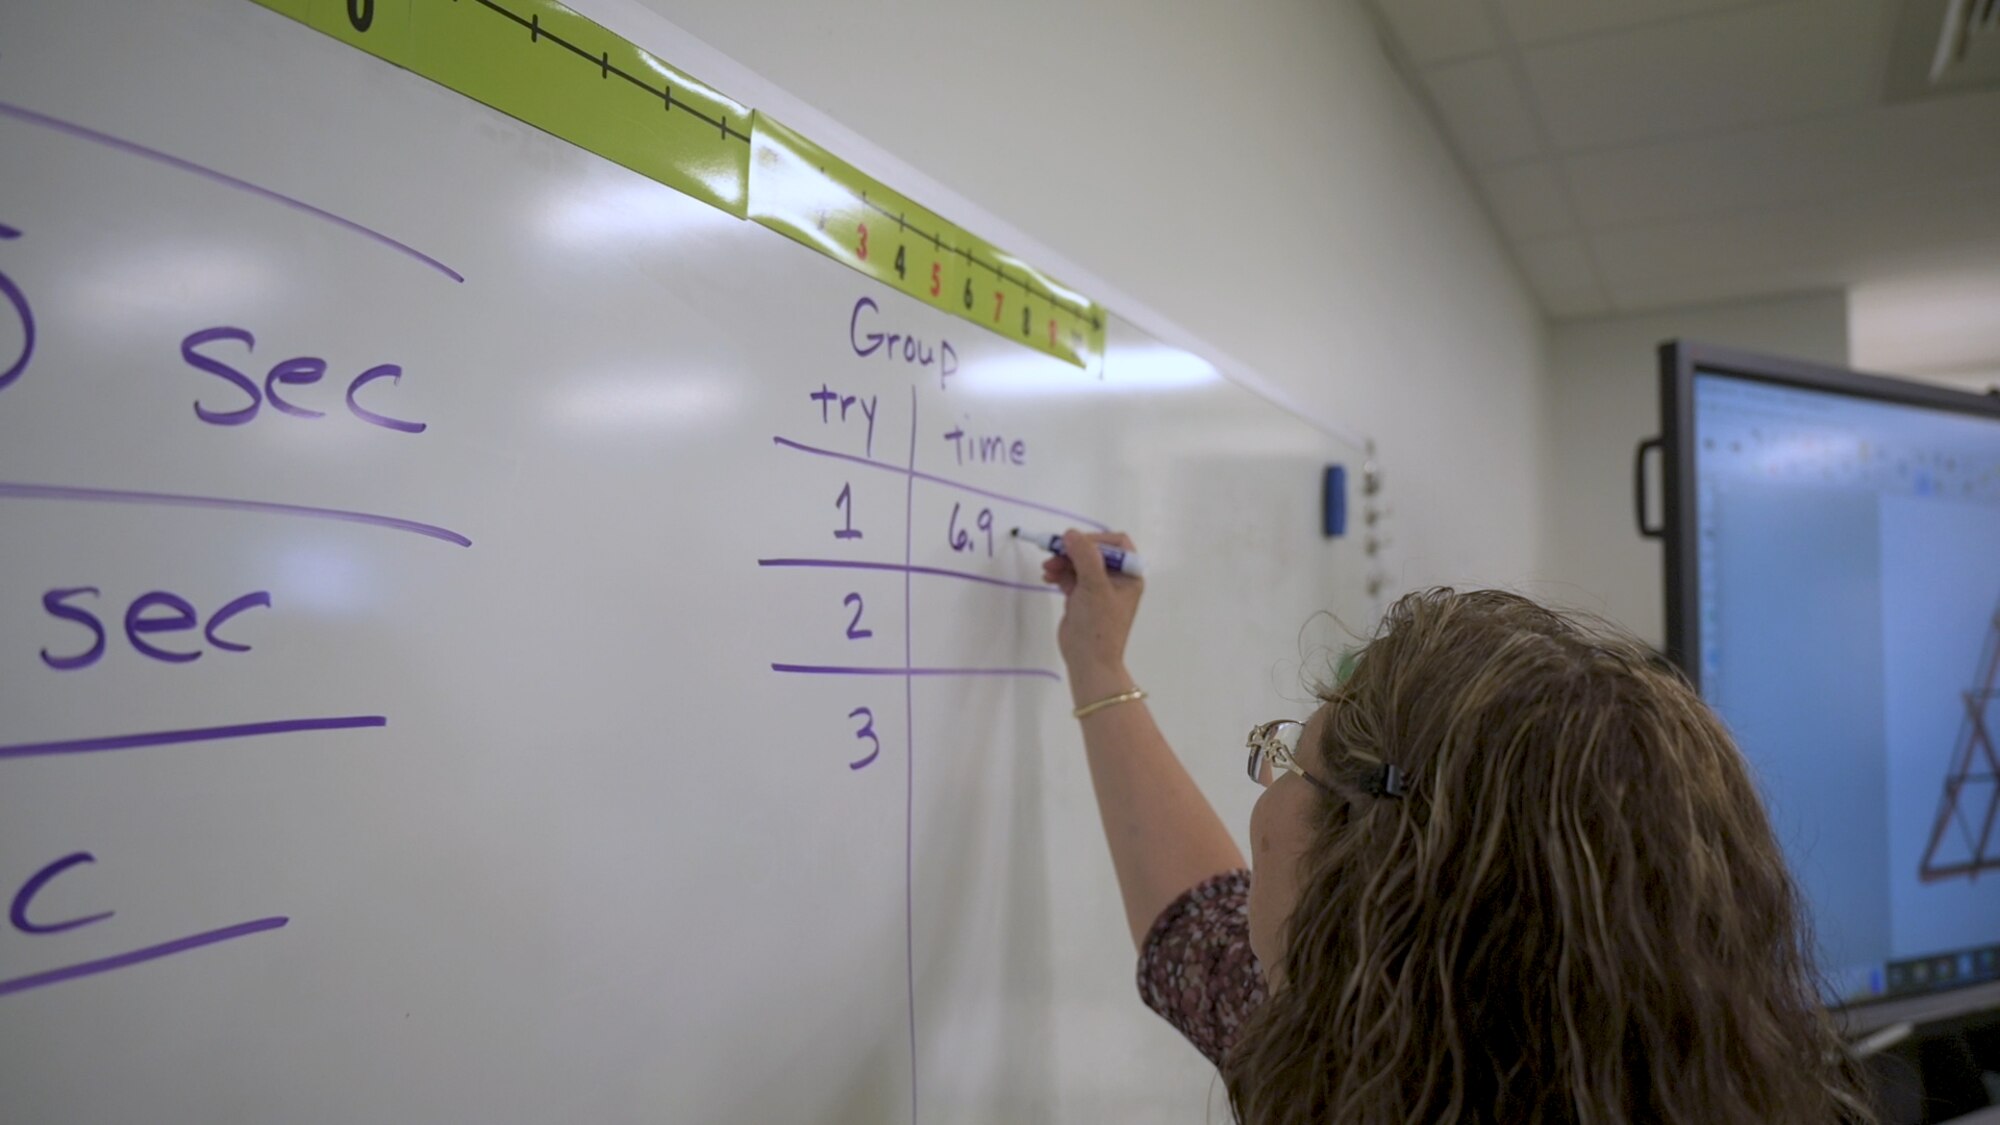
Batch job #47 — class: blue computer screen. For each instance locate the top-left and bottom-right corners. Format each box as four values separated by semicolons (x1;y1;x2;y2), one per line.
1693;371;2000;1003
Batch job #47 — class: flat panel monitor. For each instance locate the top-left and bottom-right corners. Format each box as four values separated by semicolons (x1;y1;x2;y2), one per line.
1659;341;2000;1029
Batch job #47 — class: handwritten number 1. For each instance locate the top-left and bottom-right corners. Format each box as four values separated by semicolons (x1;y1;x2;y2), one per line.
835;483;862;540
347;0;375;31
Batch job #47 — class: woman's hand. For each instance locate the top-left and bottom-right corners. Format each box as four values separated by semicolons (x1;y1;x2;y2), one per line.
1042;530;1144;705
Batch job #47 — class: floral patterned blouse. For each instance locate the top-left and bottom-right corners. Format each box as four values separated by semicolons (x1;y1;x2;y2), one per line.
1136;868;1268;1067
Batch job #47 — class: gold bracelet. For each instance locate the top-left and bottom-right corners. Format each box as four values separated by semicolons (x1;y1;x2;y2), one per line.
1073;688;1147;719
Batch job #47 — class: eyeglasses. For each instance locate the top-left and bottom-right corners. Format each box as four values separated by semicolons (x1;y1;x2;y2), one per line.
1245;719;1406;799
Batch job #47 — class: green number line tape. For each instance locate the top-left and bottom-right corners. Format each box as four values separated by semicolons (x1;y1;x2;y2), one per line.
247;0;1102;369
750;112;1102;370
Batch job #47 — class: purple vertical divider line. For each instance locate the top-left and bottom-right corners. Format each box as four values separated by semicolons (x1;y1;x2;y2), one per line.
0;916;288;997
770;436;1110;532
902;385;920;1124
0;482;471;547
0;100;463;283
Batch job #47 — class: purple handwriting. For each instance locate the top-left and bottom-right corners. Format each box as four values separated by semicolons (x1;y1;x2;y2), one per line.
0;481;471;547
0;854;281;1001
848;707;881;769
809;384;879;458
181;327;426;433
758;557;1055;595
10;852;114;936
772;663;1061;681
943;425;1026;467
0;223;32;396
0;99;461;282
0;715;386;762
39;587;269;669
833;482;863;540
771;436;1109;531
0;916;288;998
947;503;995;557
850;296;958;389
843;592;874;640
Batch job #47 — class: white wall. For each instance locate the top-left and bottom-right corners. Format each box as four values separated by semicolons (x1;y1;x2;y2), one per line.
640;0;1551;596
1543;291;1850;647
1903;368;2000;395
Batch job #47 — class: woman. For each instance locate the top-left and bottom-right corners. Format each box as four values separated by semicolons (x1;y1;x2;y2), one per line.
1043;530;1875;1124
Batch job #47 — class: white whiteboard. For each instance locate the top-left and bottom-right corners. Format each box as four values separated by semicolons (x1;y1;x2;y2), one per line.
0;1;1375;1120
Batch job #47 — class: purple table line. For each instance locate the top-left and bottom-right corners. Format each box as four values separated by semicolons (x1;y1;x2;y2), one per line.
0;100;463;283
771;436;1110;531
0;716;387;762
771;662;1061;681
0;481;471;547
757;557;1056;594
900;385;919;1124
0;917;289;998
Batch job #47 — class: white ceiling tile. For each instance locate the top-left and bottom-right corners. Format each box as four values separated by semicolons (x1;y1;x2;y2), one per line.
1421;55;1546;166
1478;161;1578;240
1589;173;2000;309
1516;234;1609;315
1369;0;1501;64
1494;0;1774;44
1564;89;2000;228
1519;0;1896;150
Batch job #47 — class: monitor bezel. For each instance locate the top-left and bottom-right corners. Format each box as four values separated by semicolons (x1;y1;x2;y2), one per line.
1658;340;2000;1031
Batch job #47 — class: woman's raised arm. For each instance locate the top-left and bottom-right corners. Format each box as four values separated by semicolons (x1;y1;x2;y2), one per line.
1045;530;1245;950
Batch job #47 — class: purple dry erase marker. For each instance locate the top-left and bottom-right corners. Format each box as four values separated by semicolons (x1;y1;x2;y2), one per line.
1011;528;1146;576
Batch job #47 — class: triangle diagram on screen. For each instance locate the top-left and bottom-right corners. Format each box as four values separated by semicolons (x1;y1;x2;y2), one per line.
1921;598;2000;883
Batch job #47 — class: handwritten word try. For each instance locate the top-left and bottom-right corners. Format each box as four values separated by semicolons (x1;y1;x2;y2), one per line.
808;384;878;458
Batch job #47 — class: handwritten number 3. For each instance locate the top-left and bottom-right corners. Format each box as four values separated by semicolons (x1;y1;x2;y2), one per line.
848;708;881;770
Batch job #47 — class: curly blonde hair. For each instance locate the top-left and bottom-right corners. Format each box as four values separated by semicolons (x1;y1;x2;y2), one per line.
1225;589;1874;1124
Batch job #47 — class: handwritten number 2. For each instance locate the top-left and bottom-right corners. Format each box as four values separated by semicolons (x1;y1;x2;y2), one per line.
347;0;375;31
848;708;881;770
843;593;872;640
834;483;862;540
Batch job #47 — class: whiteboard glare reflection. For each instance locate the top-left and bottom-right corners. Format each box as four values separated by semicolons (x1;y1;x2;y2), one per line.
538;179;726;247
960;344;1221;398
65;244;273;322
553;371;742;430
